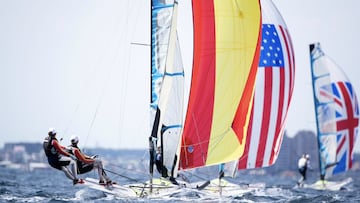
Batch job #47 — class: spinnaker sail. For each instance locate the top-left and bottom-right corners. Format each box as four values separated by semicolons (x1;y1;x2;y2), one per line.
310;42;359;180
180;0;262;170
229;0;296;174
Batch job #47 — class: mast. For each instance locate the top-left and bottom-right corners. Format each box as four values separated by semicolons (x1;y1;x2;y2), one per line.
149;0;154;193
309;43;325;181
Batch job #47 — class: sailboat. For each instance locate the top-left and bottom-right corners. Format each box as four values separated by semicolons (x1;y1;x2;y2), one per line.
304;42;358;190
86;0;263;198
145;0;263;197
146;0;185;195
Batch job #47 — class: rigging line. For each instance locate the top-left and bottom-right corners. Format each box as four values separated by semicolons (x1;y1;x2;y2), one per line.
107;162;149;176
82;53;115;147
83;0;136;147
62;67;103;147
130;42;150;46
116;0;151;148
63;3;124;144
62;52;102;143
84;42;122;147
63;104;80;137
180;171;208;182
109;0;140;147
103;168;140;182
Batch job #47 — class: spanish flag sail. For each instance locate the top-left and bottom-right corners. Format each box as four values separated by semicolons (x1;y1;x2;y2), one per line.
180;0;262;170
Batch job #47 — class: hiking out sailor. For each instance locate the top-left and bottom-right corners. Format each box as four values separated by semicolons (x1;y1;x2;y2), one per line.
43;128;83;185
297;153;311;186
66;135;114;186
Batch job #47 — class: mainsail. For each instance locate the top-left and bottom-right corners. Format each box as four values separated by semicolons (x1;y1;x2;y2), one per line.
180;0;262;170
230;0;295;174
310;43;359;180
150;0;184;179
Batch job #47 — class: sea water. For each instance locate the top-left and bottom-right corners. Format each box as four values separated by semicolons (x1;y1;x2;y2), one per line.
0;167;359;202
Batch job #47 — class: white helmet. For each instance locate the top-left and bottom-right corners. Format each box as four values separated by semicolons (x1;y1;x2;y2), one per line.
305;154;310;159
70;135;79;145
48;128;56;136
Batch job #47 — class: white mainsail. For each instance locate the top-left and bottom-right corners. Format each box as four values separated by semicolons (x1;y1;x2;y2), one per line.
150;0;184;179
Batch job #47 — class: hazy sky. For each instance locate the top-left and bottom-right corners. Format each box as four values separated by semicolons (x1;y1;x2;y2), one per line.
0;0;359;152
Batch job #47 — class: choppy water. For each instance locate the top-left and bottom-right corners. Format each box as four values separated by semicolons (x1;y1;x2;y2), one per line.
0;167;359;202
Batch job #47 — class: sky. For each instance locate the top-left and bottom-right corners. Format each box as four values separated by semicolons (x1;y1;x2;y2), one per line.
0;0;359;152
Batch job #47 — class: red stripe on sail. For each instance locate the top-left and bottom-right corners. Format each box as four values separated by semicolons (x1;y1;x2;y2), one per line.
269;68;285;165
337;82;358;168
255;67;272;167
232;12;261;168
238;99;255;169
284;28;295;103
232;27;262;146
269;26;293;164
180;0;216;169
336;134;346;155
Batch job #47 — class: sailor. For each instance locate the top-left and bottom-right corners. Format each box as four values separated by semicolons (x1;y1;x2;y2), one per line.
297;153;311;187
155;146;168;178
66;135;114;186
155;146;179;185
43;128;83;185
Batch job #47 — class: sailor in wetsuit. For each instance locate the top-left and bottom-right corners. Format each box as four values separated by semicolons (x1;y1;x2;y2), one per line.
43;128;83;185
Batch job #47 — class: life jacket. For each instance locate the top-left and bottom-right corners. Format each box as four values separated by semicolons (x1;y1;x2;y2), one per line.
66;144;80;156
66;145;88;166
43;136;59;158
67;145;80;164
67;144;93;174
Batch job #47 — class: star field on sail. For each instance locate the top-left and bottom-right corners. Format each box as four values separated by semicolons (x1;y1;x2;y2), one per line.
306;43;359;190
179;0;262;171
235;0;296;172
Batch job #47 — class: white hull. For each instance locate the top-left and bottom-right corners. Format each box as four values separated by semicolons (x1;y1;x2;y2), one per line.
83;177;137;197
296;177;352;191
83;177;260;199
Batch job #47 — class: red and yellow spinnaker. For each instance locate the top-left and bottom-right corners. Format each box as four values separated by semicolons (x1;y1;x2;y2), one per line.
180;0;262;170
